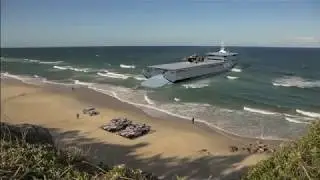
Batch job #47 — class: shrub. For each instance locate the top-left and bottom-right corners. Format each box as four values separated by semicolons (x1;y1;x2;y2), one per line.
242;120;320;180
0;122;158;180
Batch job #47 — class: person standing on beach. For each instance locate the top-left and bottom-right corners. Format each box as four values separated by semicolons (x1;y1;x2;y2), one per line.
192;117;195;124
76;113;79;119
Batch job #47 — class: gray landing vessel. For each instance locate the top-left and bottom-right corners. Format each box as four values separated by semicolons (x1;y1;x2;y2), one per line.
141;43;238;88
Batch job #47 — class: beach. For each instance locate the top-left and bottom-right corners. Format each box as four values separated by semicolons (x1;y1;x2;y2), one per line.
1;78;279;179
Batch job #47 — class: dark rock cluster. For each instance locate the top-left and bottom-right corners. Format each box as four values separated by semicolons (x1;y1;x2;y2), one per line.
229;141;276;154
101;118;151;139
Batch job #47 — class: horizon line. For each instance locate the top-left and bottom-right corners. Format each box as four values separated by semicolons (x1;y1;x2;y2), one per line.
1;44;320;49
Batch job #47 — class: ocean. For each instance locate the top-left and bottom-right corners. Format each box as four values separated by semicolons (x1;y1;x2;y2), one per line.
1;46;320;140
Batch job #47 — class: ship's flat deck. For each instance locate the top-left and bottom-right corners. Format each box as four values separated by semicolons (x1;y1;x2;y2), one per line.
149;60;224;70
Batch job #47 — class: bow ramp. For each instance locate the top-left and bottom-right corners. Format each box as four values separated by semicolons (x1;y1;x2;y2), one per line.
141;74;172;88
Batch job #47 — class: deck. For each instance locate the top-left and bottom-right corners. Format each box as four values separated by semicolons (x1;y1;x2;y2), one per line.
149;60;224;70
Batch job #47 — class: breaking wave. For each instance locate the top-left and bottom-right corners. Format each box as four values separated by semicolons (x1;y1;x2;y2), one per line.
284;114;313;124
182;79;210;89
226;76;239;80
243;106;278;115
296;109;320;118
272;76;320;89
97;70;146;81
285;116;310;124
1;58;63;65
231;68;242;72
120;64;136;69
97;71;129;79
53;66;90;72
174;97;181;102
1;72;45;85
39;61;64;64
133;75;147;81
74;80;93;86
144;94;155;105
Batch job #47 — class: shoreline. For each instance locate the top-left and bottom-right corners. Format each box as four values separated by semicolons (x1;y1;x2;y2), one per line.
2;77;283;144
1;77;282;179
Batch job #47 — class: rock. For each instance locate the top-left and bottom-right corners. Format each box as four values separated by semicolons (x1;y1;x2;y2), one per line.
257;148;265;153
0;122;53;145
229;146;238;152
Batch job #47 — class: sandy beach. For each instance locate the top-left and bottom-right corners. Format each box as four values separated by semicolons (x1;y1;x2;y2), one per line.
1;79;278;179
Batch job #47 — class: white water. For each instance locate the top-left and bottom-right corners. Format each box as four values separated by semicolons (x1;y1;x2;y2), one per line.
296;109;320;118
226;76;239;80
53;65;90;72
1;57;63;65
174;97;181;102
244;106;278;115
120;64;136;69
182;79;210;89
144;94;155;105
74;80;93;86
97;72;129;79
272;76;320;89
231;68;242;72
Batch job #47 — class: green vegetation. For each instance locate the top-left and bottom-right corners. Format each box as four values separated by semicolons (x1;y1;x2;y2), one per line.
0;123;158;180
242;120;320;180
1;120;319;179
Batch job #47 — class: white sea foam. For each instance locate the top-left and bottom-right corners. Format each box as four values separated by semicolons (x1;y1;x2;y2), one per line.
133;75;147;81
74;80;93;86
2;57;63;65
231;68;242;72
243;106;278;115
182;79;210;89
272;76;320;89
1;72;45;85
38;61;63;64
285;117;310;124
97;72;129;79
53;66;89;72
120;64;135;69
296;109;320;118
27;59;41;63
144;94;155;105
284;114;313;124
226;76;239;80
174;97;181;102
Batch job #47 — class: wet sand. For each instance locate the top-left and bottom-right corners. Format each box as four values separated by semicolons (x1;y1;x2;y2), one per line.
1;79;279;179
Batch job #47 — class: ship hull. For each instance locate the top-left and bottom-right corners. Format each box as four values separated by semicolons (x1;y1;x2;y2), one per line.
143;60;236;83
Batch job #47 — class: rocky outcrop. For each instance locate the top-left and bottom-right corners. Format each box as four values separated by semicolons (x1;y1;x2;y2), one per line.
0;122;53;145
229;141;276;154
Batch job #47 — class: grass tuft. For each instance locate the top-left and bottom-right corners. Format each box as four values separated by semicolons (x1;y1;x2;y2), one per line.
242;120;320;180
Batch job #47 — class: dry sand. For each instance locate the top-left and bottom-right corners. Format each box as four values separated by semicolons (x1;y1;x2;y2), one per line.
1;79;277;179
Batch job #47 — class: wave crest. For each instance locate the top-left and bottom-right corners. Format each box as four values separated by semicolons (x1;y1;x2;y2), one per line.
231;68;242;72
97;71;129;79
53;66;90;72
244;106;278;115
272;76;320;89
182;79;210;89
144;94;155;105
296;109;320;118
120;64;135;69
226;76;239;80
1;58;63;65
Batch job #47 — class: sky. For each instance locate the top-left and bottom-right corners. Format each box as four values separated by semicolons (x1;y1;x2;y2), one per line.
1;0;319;47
